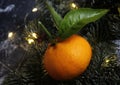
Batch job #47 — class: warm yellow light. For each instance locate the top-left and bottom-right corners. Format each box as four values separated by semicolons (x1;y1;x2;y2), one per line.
27;38;35;44
25;32;38;44
70;3;78;9
32;8;38;12
32;33;38;39
8;32;14;38
105;59;110;63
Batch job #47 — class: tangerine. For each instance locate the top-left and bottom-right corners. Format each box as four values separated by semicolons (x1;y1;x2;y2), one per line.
43;34;92;80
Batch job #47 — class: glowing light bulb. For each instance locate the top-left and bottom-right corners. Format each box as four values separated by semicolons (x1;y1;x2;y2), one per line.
32;32;38;39
27;38;35;44
8;32;14;38
32;7;38;12
105;59;110;63
70;3;78;9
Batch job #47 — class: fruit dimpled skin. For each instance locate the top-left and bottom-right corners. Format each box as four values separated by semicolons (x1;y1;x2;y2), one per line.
43;34;92;80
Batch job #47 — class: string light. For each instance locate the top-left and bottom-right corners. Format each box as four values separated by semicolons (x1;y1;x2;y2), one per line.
25;32;38;44
32;7;38;12
70;3;78;9
32;33;38;39
105;59;110;63
101;54;117;68
26;32;38;39
27;38;35;44
8;32;14;39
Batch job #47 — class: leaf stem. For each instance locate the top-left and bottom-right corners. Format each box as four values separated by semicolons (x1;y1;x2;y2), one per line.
38;21;52;39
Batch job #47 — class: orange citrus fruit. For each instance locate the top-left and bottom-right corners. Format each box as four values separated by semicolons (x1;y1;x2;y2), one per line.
43;34;92;80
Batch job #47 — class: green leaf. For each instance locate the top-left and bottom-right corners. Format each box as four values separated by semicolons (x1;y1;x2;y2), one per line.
46;1;62;30
59;8;109;39
38;21;52;39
